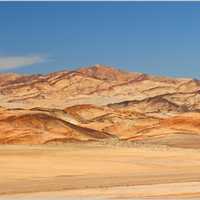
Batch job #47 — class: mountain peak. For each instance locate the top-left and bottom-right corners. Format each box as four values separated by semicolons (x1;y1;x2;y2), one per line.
77;64;139;82
79;64;117;72
91;64;110;68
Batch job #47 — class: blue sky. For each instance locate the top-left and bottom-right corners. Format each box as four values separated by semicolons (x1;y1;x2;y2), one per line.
0;2;200;78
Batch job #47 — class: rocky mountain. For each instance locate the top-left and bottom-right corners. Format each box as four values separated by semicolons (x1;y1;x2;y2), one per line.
1;64;200;147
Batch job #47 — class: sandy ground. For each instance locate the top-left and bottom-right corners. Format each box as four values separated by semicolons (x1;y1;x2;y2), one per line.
1;144;200;199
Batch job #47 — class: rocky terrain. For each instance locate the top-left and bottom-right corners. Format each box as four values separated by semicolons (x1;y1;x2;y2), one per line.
1;64;200;146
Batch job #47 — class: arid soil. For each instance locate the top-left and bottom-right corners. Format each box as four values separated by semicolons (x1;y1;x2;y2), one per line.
1;144;200;199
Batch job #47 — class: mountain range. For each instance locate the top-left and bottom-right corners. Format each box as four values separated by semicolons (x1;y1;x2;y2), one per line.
1;64;200;147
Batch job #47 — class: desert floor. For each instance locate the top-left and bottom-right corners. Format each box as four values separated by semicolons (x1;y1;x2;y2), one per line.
1;144;200;199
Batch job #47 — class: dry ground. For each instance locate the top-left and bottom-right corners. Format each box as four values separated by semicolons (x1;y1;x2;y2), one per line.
1;144;200;199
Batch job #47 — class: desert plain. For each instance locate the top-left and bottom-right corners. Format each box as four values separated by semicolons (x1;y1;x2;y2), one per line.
1;143;200;199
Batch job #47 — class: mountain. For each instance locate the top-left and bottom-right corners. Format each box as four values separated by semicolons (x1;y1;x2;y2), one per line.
1;64;200;147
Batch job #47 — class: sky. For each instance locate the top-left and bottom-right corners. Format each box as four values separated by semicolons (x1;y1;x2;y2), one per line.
0;2;200;78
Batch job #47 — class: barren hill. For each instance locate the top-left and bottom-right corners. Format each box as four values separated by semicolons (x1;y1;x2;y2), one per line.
0;64;200;146
0;107;114;144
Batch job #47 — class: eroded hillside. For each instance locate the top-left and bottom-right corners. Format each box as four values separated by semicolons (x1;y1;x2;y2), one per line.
1;64;200;147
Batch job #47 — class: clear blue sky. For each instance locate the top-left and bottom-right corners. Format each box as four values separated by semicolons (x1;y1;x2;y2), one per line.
0;2;200;78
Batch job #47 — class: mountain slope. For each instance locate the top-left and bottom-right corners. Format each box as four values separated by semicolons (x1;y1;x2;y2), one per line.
0;108;114;144
1;64;198;109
